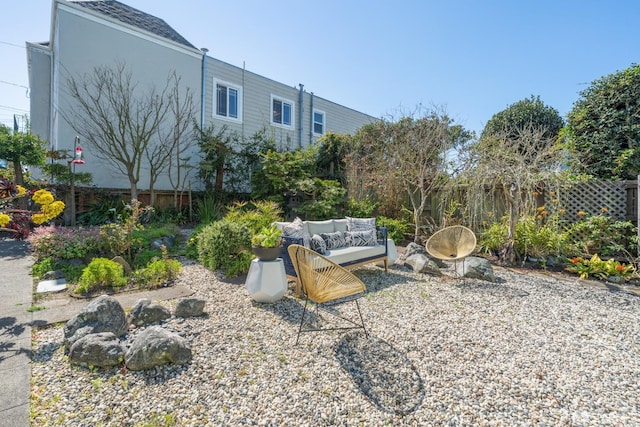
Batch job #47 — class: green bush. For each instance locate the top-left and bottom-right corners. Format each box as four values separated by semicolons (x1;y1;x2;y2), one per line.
223;200;283;234
376;216;410;244
294;178;345;220
32;257;58;279
515;216;568;259
132;248;163;269
76;258;127;294
479;215;568;261
133;259;182;289
345;196;378;218
195;194;223;224
565;214;637;258
478;220;508;254
197;220;254;277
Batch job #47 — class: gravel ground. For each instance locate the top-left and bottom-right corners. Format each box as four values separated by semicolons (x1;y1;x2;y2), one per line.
30;261;640;426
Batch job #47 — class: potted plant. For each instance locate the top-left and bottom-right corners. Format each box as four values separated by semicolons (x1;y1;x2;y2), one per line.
251;225;283;261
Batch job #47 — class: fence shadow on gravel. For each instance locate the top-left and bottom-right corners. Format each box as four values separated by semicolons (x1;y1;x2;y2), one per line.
335;332;424;416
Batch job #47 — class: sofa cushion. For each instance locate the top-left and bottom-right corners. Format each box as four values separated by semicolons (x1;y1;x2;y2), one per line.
346;216;376;232
324;245;386;265
279;217;311;247
345;229;377;247
320;231;347;249
333;219;348;232
310;234;327;254
307;219;335;235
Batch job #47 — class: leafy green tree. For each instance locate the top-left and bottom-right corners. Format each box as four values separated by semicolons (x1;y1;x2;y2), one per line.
481;95;564;146
316;132;349;183
195;123;238;193
565;64;640;179
0;124;47;185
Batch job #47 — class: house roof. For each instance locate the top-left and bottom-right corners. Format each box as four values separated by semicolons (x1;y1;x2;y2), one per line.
71;0;196;49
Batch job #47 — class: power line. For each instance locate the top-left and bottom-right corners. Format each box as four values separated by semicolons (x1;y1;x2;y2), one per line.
0;105;29;113
0;80;28;89
0;41;25;49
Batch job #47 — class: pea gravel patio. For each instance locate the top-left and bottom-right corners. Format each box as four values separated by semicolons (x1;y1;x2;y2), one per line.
30;261;640;426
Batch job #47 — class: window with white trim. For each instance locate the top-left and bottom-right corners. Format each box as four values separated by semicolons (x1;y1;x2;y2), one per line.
271;95;294;127
313;109;325;135
214;79;242;121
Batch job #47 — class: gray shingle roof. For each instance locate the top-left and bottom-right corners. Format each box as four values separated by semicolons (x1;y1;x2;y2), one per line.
72;0;196;49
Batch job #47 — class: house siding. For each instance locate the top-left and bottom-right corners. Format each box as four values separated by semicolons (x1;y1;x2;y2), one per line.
27;44;51;141
29;0;377;194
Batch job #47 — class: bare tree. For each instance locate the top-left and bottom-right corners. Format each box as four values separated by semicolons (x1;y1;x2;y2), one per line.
455;125;564;263
147;72;195;206
64;63;171;200
350;106;472;242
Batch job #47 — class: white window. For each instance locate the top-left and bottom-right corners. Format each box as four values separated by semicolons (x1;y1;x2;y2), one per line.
271;95;294;128
313;109;325;135
214;79;242;121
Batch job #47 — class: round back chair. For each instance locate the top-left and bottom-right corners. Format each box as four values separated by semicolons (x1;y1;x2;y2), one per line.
425;225;476;261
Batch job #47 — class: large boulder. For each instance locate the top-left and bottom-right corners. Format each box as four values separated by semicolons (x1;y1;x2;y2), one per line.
457;256;496;282
174;298;206;318
125;326;192;371
404;253;442;276
64;295;128;349
68;332;125;368
127;298;171;327
399;242;427;261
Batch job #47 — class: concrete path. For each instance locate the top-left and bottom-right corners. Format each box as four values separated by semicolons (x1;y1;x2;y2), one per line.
0;238;194;427
0;239;34;427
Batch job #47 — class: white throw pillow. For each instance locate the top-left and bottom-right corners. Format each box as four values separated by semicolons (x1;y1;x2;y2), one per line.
346;216;376;232
282;217;311;247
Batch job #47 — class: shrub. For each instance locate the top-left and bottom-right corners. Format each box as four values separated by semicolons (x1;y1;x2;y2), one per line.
566;254;637;280
565;214;637;258
376;216;410;244
75;258;127;294
197;220;253;277
479;215;568;262
133;259;182;289
515;216;569;259
344;196;378;218
132;248;163;270
32;257;58;279
294;178;345;220
195;194;223;224
223;200;283;234
478;220;508;254
27;225;103;262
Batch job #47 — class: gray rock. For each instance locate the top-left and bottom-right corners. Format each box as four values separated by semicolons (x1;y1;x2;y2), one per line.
399;242;427;261
127;298;171;326
111;255;132;275
174;298;206;318
63;295;128;349
68;332;125;368
151;235;176;250
458;256;496;282
42;270;65;280
404;253;442;276
125;326;192;370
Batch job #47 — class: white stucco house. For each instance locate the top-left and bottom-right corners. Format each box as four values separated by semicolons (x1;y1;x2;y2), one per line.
27;0;376;198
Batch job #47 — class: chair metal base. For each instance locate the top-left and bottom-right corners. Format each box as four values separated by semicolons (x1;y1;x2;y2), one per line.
295;297;368;345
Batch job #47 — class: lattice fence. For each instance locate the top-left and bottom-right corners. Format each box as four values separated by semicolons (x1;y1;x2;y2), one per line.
544;180;636;224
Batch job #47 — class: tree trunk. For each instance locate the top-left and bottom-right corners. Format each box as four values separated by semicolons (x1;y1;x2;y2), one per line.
13;161;24;186
130;181;138;201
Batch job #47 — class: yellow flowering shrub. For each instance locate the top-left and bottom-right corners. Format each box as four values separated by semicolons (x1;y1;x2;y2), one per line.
0;177;65;238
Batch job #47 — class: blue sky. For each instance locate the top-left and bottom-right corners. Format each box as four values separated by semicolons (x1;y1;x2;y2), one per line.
1;0;639;136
